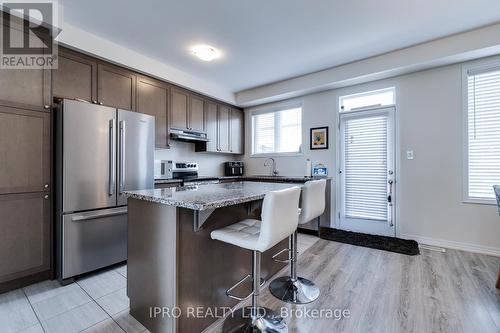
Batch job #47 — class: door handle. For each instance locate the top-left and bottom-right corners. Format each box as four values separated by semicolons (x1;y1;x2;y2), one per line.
72;208;127;221
109;119;116;195
119;120;126;194
387;179;394;226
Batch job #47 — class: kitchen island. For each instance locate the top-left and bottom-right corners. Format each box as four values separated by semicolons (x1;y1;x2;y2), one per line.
124;181;302;333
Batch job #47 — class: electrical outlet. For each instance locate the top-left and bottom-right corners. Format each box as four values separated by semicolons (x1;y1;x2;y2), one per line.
406;150;414;160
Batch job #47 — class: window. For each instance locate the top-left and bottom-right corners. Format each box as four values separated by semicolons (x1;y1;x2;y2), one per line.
465;65;500;201
339;87;395;112
251;107;302;155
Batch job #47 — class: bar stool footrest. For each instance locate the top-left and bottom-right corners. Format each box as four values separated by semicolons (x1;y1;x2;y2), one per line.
272;247;292;263
226;274;266;301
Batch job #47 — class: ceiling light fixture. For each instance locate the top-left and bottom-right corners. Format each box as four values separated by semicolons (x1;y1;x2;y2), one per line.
191;45;220;62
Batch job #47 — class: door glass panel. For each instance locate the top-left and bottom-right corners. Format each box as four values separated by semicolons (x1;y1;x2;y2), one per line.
344;114;388;221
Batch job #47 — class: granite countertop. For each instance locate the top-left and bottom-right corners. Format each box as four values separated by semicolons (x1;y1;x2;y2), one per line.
154;175;331;185
154;179;183;185
125;181;301;211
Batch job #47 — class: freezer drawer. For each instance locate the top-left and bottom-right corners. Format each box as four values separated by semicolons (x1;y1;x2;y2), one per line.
62;207;127;279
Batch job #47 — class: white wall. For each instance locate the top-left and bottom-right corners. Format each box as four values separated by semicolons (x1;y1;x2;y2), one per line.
243;57;500;255
155;142;240;177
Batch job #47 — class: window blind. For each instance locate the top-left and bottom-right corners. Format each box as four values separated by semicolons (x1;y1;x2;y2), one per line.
344;115;388;220
252;107;301;154
467;67;500;200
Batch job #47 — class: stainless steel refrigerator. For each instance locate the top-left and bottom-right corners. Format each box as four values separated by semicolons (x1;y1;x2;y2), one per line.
55;99;154;283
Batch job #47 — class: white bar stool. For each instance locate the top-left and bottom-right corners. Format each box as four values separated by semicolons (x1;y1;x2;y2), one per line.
269;179;326;304
211;187;301;333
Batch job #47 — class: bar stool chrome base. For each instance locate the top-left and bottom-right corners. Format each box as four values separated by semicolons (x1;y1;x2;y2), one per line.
269;276;320;304
222;307;288;333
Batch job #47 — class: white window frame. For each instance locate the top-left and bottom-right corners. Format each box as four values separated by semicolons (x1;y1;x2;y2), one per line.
339;87;396;112
462;59;500;205
250;104;303;157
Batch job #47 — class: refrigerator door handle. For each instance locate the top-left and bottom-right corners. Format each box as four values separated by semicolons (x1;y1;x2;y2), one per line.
109;119;116;195
71;207;128;221
119;120;126;194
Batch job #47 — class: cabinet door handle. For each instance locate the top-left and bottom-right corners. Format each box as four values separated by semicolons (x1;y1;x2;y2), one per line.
99;102;104;105
93;100;97;104
44;184;49;189
44;194;49;199
44;105;50;110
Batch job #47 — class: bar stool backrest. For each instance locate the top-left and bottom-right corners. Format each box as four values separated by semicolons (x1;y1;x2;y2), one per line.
299;179;327;225
259;187;301;252
494;185;500;216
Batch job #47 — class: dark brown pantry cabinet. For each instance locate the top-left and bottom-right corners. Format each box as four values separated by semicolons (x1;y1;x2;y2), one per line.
0;105;52;293
136;76;170;148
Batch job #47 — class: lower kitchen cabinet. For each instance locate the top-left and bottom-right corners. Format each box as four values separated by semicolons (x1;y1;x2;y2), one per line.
0;192;51;293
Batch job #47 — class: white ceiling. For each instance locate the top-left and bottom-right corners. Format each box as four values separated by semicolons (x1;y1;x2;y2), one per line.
61;0;500;93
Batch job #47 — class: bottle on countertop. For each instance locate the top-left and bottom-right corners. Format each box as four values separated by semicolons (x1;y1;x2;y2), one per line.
305;158;312;177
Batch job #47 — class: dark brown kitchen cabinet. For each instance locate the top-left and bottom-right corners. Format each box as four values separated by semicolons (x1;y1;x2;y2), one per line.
230;108;244;154
189;95;205;132
0;191;51;292
52;48;97;102
204;101;218;152
0;106;51;194
0;26;50;111
97;63;136;111
170;88;189;129
136;76;170;148
218;105;230;152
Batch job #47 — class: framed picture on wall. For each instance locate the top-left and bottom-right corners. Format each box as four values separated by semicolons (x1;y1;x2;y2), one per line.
310;126;329;150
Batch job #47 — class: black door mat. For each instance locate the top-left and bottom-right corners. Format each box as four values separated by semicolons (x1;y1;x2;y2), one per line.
320;228;420;255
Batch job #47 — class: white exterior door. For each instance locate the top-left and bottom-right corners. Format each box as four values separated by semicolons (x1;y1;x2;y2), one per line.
339;106;396;236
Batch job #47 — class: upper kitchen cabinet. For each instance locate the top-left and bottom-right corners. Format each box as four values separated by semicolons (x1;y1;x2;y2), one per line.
230;108;244;154
170;88;189;129
196;103;244;154
218;105;230;153
0;24;50;111
189;94;205;132
97;63;136;111
203;101;218;152
52;48;97;102
0;106;51;195
136;76;170;148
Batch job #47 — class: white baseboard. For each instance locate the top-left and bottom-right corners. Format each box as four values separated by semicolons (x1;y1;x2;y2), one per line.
399;233;500;257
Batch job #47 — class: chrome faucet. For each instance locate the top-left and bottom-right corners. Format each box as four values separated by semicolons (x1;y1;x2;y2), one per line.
264;158;279;176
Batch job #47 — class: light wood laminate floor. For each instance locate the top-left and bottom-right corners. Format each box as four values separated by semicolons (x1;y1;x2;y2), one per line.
206;237;500;333
0;234;498;333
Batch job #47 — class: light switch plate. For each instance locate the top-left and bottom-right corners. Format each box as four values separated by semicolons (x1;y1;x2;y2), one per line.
406;150;414;160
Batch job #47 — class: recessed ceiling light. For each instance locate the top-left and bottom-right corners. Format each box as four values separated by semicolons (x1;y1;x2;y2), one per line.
191;45;220;62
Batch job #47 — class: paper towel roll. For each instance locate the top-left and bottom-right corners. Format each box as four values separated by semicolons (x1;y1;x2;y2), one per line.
305;159;312;177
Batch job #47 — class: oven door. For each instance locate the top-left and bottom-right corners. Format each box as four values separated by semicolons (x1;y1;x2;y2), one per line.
62;207;127;279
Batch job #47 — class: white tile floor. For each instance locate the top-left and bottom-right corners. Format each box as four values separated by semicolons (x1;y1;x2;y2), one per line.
0;234;319;333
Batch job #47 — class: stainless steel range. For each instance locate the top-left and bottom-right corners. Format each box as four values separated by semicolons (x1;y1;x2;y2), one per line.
155;160;220;185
